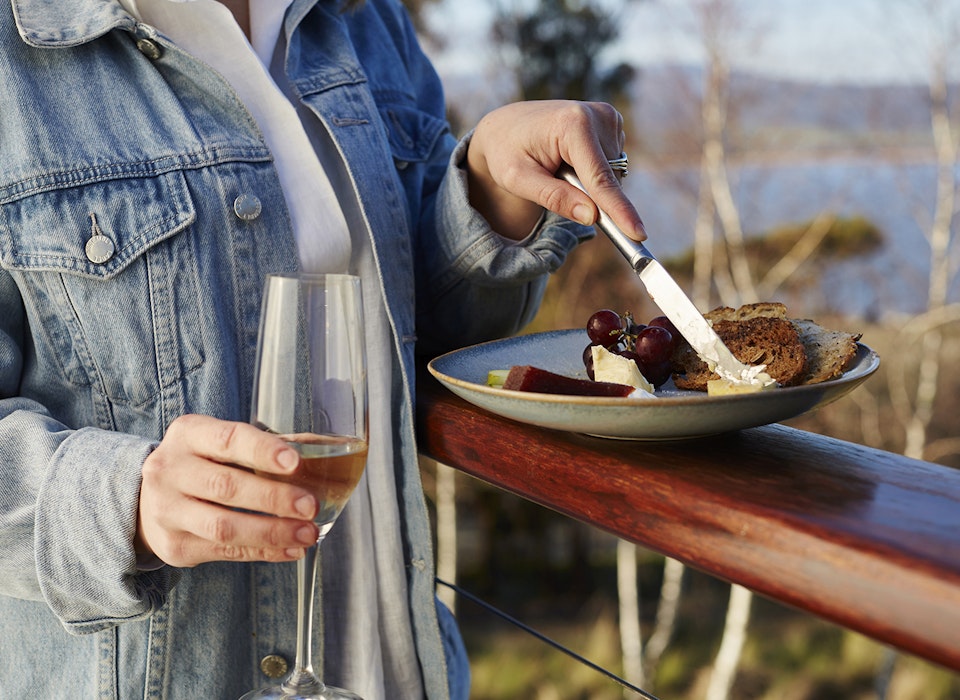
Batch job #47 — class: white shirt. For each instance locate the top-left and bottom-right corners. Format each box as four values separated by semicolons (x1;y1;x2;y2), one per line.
116;2;422;698
120;0;352;274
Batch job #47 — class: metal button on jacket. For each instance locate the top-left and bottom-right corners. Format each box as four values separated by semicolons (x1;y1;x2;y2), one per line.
85;213;115;264
136;38;163;60
259;654;288;679
85;235;115;264
233;193;262;221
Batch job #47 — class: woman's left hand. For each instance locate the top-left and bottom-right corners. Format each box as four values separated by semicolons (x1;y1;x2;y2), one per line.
466;100;646;242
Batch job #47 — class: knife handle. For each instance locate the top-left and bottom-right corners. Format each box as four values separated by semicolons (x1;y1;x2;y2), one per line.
557;164;655;272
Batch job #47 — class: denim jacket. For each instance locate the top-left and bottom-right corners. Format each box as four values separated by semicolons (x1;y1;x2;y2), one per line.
0;0;591;697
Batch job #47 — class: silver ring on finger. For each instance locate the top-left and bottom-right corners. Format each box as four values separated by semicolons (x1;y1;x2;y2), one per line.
607;151;629;178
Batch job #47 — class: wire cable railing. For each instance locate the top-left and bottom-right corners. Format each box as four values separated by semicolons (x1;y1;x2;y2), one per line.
436;577;660;700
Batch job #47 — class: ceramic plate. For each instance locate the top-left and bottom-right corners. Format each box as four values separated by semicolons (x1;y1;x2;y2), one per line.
427;329;880;440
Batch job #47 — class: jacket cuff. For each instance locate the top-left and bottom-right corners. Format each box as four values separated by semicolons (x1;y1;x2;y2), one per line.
441;132;596;282
34;427;177;634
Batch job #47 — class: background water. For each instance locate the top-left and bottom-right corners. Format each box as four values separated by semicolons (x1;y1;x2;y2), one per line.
621;156;960;319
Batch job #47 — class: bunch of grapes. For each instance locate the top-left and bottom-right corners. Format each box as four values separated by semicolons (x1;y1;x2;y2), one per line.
584;309;681;388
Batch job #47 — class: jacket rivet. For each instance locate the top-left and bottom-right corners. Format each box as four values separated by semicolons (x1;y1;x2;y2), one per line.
136;38;163;60
259;654;289;679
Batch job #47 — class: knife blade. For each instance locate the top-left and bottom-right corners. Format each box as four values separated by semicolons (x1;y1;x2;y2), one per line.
558;165;772;386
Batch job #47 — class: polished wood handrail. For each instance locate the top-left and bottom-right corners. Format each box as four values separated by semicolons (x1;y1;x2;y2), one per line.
416;372;960;672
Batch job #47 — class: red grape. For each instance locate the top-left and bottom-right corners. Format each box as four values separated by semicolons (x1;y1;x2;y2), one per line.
641;358;673;388
583;308;681;388
586;309;623;345
647;316;680;353
633;326;676;388
634;326;674;367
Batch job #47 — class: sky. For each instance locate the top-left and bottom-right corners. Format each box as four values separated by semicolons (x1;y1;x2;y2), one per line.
423;0;960;87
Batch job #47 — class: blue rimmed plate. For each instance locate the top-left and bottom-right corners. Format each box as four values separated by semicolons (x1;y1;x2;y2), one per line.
428;329;880;440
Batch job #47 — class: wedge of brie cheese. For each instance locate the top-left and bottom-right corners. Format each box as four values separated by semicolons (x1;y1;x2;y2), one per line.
591;345;656;396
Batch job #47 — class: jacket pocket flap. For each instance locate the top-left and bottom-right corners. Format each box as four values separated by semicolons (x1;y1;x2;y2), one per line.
0;170;196;279
379;102;447;164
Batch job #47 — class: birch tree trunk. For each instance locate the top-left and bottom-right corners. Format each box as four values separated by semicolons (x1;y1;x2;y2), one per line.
699;48;745;307
705;584;753;700
702;90;757;304
693;153;719;308
434;459;459;613
901;43;955;461
617;540;645;694
642;557;685;676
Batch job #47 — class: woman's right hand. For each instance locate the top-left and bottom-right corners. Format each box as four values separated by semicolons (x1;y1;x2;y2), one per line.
136;414;320;568
466;99;645;241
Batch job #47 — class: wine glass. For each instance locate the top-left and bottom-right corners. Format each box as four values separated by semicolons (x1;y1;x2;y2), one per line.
242;273;368;700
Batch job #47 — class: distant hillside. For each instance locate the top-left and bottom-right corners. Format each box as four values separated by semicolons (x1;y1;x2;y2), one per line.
439;62;945;159
631;64;943;161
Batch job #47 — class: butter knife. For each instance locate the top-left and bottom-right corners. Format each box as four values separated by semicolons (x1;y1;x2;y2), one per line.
558;165;770;386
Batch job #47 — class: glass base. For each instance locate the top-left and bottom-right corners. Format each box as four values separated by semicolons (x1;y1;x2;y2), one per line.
239;684;363;700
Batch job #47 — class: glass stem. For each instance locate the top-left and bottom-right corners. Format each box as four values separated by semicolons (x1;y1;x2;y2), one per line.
282;539;325;694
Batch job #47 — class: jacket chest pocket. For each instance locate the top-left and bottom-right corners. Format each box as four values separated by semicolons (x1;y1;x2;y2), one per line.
373;96;448;232
377;100;446;167
0;170;204;411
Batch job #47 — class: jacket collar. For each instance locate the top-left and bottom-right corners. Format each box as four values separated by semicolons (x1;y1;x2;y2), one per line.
11;0;335;49
11;0;136;47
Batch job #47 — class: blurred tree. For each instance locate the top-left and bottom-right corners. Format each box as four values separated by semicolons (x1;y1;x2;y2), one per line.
491;0;638;109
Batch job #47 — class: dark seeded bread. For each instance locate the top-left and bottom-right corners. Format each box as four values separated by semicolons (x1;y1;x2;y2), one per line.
671;314;807;390
792;319;861;384
670;302;860;391
705;302;790;323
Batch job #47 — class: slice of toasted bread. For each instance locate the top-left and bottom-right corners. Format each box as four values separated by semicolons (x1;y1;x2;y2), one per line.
671;313;807;391
670;303;860;391
792;319;861;384
705;302;790;323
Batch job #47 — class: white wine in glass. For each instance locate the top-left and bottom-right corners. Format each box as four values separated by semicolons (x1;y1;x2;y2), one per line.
242;273;368;700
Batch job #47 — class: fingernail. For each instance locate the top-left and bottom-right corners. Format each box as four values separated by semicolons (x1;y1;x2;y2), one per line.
295;495;317;519
285;547;305;559
635;218;648;240
296;524;319;545
572;203;595;226
277;448;299;471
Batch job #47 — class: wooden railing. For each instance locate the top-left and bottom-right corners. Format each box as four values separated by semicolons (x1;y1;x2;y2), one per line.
416;371;960;673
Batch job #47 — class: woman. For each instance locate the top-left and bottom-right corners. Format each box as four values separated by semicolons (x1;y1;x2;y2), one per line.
0;0;644;697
